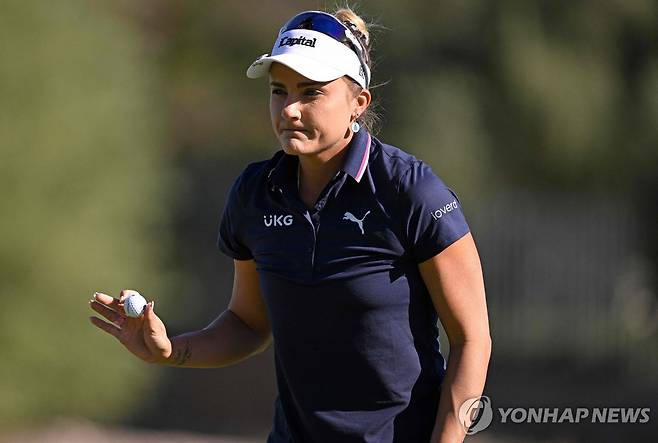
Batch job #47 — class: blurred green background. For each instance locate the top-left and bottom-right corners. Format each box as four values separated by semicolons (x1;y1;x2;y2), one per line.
1;0;656;442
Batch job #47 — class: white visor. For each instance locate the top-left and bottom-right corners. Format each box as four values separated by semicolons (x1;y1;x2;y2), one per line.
246;29;368;89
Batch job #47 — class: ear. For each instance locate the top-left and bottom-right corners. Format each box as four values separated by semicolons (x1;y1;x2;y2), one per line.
354;88;372;119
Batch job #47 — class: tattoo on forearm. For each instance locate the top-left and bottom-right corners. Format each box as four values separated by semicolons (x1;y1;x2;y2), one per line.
172;339;192;366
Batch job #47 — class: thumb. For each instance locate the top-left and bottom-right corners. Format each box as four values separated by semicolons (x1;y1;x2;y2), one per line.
143;301;164;334
142;300;170;359
144;300;155;321
142;301;161;338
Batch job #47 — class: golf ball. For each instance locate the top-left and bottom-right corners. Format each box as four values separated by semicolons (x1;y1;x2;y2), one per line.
124;292;148;318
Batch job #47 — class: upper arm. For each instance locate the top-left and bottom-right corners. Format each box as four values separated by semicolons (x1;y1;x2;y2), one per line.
217;173;254;260
418;233;490;346
227;259;271;338
397;161;470;263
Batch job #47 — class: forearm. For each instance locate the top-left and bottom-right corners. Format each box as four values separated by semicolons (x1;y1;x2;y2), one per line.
430;338;492;443
163;309;272;368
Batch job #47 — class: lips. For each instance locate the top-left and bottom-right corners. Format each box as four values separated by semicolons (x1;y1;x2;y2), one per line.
280;128;308;137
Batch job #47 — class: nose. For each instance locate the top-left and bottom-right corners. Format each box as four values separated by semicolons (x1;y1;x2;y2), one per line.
281;96;302;121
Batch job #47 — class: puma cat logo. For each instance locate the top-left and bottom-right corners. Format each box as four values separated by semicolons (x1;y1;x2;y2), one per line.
342;211;371;235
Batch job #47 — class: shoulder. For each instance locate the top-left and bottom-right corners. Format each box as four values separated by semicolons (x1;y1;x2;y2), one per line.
369;137;447;193
230;150;285;196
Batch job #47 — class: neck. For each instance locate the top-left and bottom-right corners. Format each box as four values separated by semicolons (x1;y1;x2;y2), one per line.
298;133;353;190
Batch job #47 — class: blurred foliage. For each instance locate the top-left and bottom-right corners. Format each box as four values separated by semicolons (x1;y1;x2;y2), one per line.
0;0;656;433
0;0;180;430
115;0;657;199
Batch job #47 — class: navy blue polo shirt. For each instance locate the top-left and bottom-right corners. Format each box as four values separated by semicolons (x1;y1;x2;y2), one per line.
217;130;470;443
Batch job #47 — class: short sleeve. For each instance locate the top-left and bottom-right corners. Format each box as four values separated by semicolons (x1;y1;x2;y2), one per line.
216;174;253;260
398;161;470;263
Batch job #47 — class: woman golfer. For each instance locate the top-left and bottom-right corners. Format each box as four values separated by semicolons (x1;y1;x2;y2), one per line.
89;7;491;443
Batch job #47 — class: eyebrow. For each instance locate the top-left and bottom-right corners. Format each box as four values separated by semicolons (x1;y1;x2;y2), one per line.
270;81;326;88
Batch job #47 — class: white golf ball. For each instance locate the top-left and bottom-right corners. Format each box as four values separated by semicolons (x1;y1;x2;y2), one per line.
124;292;148;318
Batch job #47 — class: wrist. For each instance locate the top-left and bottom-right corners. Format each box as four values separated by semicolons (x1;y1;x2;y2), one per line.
164;335;192;367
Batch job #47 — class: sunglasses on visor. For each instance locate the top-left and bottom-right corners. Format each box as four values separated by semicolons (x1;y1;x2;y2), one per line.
280;11;370;87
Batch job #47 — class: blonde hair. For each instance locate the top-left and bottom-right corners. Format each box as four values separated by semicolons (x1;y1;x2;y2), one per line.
334;7;370;48
331;5;381;134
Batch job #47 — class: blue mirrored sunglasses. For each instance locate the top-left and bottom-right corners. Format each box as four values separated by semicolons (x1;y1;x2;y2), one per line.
280;11;370;87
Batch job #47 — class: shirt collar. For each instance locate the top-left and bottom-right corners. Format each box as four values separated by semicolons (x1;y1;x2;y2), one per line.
267;130;372;188
267;150;298;189
340;129;372;183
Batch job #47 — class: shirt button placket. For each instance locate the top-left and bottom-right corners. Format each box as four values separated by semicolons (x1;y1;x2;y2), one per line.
302;210;317;280
311;211;322;278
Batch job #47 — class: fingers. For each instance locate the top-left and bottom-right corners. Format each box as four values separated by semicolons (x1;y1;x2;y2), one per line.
119;289;142;303
90;290;154;324
93;292;122;311
90;299;125;324
89;316;122;339
92;289;143;313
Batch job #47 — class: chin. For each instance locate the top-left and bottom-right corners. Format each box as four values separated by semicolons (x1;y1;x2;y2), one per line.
280;136;312;155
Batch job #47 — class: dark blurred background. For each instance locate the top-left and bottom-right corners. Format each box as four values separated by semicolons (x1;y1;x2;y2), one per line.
1;1;656;442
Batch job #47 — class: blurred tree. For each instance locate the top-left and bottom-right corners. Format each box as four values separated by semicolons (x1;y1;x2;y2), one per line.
0;0;179;429
3;0;655;436
491;0;658;191
108;0;658;435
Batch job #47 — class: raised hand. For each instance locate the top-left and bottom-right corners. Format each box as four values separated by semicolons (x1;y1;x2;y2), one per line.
89;290;172;364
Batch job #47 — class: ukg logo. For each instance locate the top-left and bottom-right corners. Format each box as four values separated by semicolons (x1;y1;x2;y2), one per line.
263;214;293;227
459;396;493;435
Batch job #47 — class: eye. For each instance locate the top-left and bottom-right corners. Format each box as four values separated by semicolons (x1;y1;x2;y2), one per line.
303;88;322;97
270;88;286;96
